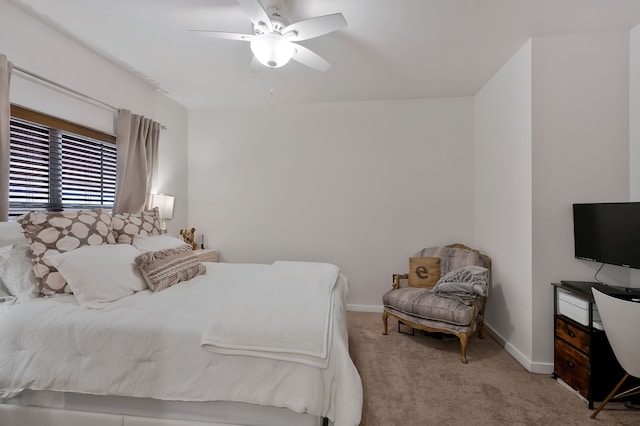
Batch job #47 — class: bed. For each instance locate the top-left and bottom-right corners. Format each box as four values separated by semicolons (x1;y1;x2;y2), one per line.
0;216;363;426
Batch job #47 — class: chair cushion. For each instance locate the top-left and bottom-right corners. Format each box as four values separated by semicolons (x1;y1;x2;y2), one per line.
383;288;476;326
408;257;441;288
416;246;488;275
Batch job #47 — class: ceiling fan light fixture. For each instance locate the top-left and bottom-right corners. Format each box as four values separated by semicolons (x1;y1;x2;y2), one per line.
250;33;295;68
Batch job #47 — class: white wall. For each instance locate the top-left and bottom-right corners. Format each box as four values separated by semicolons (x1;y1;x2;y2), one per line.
531;31;630;366
0;0;189;232
631;25;640;285
631;25;640;202
474;40;533;369
188;98;474;308
474;30;631;374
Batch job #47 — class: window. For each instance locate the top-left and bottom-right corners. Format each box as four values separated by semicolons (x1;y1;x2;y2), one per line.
9;105;116;218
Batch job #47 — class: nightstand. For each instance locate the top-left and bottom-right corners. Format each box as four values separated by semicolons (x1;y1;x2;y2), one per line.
193;248;219;263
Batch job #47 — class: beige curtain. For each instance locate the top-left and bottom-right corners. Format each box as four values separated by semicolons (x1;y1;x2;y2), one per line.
0;55;12;221
112;109;160;213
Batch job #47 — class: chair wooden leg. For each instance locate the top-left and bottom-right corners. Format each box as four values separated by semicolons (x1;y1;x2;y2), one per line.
477;320;485;339
459;332;469;364
382;311;388;335
591;373;629;419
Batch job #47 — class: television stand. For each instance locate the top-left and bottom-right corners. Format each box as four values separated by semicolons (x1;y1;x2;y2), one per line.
551;282;640;409
560;280;640;300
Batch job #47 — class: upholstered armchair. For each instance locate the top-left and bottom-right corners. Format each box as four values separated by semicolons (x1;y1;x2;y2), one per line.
382;244;491;363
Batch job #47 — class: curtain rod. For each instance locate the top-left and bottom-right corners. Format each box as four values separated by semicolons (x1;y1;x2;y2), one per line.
13;65;118;111
13;65;167;131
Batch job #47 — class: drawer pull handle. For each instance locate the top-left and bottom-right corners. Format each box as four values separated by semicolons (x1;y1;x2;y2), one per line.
568;330;576;338
567;360;575;369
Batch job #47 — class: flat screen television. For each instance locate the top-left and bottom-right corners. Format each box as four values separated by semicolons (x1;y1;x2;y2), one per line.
573;202;640;269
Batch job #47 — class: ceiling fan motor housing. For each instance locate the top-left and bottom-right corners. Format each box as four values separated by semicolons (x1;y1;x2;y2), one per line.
253;4;288;35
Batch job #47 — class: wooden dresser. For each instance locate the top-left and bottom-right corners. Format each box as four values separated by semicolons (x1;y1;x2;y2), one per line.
551;282;625;409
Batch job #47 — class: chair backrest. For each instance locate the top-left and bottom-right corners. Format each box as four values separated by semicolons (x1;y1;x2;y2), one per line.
416;244;491;276
592;288;640;378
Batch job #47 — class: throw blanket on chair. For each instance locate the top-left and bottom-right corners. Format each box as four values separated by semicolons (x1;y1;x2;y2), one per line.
201;261;339;368
431;265;489;305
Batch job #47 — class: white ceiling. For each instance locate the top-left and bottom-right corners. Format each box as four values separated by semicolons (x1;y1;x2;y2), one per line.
8;0;640;109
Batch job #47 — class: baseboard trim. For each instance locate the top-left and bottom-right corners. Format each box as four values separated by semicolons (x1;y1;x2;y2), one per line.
484;324;553;374
347;304;383;313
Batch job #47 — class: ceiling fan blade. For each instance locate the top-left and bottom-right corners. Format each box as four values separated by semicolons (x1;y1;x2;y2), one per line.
291;43;331;72
238;0;273;32
189;30;255;41
283;13;347;41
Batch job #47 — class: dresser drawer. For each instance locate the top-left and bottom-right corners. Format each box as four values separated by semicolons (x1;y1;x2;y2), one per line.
554;338;589;398
555;317;589;353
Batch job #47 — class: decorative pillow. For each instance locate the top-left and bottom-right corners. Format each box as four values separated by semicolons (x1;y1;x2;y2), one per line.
408;257;441;288
18;209;116;294
0;244;39;302
46;244;146;309
135;244;206;292
132;234;186;252
112;208;162;244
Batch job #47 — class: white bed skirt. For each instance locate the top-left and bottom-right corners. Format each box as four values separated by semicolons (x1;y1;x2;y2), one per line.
1;390;327;426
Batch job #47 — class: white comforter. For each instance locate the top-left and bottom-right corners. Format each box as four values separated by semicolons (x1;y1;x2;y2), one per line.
0;263;363;426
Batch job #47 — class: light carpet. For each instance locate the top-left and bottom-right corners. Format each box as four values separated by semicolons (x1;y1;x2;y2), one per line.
347;311;638;426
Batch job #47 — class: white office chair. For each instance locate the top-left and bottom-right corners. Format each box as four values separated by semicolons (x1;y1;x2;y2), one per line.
590;288;640;419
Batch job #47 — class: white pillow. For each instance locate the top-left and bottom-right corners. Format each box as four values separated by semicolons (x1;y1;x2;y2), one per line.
0;221;28;246
46;244;146;309
0;244;39;302
0;285;15;304
132;234;187;252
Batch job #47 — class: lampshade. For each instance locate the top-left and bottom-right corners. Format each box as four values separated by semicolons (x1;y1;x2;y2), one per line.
250;33;295;68
151;193;174;219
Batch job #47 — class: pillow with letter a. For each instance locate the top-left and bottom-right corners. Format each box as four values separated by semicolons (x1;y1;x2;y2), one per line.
408;257;441;288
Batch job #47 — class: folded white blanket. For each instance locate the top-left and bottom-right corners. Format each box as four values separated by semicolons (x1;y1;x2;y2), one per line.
201;260;339;368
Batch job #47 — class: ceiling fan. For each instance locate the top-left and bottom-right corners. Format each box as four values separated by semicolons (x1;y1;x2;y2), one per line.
191;0;347;71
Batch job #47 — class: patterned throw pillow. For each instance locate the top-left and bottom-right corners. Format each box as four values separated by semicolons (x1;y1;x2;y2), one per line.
408;257;441;288
18;209;116;294
112;208;162;244
134;244;206;292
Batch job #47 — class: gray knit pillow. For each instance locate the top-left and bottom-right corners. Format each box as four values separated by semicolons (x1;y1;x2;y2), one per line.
134;244;206;292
